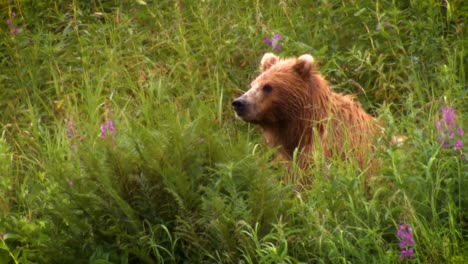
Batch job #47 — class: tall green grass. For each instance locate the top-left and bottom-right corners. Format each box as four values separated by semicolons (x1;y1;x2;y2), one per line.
0;0;466;263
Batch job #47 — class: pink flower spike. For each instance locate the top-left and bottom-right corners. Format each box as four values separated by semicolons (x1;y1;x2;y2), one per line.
100;123;107;139
7;19;11;25
441;106;455;127
12;11;16;17
454;140;463;150
263;34;282;51
108;120;115;132
397;224;415;259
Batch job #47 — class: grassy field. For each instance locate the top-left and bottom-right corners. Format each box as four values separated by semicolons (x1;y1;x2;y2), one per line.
0;0;467;263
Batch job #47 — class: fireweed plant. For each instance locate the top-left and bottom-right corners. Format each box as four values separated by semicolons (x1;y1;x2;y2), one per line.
397;224;415;259
6;11;20;36
263;33;282;51
436;105;464;151
100;120;115;140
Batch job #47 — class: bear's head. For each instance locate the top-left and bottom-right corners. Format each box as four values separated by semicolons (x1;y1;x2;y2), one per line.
232;53;316;125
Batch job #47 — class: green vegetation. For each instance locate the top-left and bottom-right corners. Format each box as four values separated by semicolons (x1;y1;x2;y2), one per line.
0;0;466;263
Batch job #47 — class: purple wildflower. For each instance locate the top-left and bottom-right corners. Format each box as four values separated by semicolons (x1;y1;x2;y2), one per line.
401;248;414;259
436;105;464;151
441;106;455;127
264;33;282;51
107;120;115;132
7;11;20;36
397;224;415;259
454;140;463;150
100;123;107;139
100;120;116;142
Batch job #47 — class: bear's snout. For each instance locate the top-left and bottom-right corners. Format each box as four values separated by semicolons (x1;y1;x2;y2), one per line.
232;97;247;116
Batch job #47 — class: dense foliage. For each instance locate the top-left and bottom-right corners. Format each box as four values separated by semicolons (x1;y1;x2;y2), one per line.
0;0;466;263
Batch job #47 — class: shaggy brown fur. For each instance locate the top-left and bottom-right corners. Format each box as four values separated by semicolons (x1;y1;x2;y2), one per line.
232;53;380;183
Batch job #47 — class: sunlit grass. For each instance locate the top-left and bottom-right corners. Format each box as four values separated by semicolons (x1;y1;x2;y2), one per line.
0;0;466;263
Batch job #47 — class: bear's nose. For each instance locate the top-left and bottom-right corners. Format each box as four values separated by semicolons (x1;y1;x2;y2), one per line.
232;98;247;114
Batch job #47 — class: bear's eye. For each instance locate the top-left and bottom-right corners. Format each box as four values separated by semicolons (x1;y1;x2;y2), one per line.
262;84;273;94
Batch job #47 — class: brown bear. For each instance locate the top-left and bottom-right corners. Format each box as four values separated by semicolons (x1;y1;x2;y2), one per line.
232;53;380;184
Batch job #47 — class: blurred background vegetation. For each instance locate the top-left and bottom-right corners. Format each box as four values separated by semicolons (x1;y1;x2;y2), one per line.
0;0;466;263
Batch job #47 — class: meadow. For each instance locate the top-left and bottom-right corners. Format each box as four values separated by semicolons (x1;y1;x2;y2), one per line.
0;0;467;263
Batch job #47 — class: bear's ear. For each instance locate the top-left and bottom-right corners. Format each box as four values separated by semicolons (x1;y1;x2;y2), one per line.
261;53;278;72
293;54;315;78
